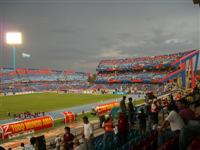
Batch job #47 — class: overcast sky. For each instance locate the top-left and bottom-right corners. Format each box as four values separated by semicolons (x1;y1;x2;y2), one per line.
0;0;199;72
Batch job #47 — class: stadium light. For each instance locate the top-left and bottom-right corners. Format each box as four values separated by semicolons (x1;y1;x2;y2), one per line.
6;32;23;70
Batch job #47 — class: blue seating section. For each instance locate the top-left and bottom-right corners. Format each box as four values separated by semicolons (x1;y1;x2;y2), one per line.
93;129;158;150
0;68;89;93
96;72;168;83
95;50;195;84
96;51;192;71
0;68;89;84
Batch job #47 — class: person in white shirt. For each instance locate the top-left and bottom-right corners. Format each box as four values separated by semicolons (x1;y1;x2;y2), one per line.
24;137;36;150
82;116;94;150
165;110;185;131
157;103;185;147
54;135;61;150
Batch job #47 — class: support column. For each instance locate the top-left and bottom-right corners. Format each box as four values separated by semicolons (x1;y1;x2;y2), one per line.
194;52;199;80
180;61;186;88
12;46;16;70
190;58;195;88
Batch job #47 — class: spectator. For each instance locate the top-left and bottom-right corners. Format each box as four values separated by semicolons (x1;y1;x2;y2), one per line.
55;135;61;150
25;137;36;150
82;116;94;150
193;85;200;107
138;108;147;135
63;127;74;150
0;146;5;150
82;110;85;115
169;94;175;104
145;101;152;131
21;143;25;150
75;113;78;121
150;99;159;129
118;112;129;146
98;114;105;128
91;108;96;116
158;99;165;121
120;96;127;114
175;92;182;101
179;120;200;150
177;98;195;124
102;115;114;150
193;85;199;95
127;97;135;127
158;103;185;147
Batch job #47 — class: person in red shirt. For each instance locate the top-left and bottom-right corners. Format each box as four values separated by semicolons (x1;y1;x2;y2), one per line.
63;127;75;150
118;112;129;145
177;98;195;124
102;115;114;150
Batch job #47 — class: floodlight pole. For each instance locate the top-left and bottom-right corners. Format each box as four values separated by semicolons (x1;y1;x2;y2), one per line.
6;32;22;70
12;46;16;70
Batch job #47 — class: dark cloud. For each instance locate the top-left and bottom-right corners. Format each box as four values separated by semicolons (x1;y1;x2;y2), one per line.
0;0;199;72
50;26;82;34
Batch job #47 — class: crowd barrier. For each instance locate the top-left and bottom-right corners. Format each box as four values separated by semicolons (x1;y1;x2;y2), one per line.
0;116;54;140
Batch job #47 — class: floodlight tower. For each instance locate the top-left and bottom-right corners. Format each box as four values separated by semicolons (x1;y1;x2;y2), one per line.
6;32;22;70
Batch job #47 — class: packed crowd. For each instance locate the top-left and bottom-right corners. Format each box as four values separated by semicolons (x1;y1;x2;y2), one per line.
1;83;200;150
1;79;168;96
0;68;90;94
9;111;46;120
95;71;171;83
1;82;91;95
0;68;89;84
97;50;193;71
96;84;200;150
89;83;165;96
95;51;196;84
67;84;200;150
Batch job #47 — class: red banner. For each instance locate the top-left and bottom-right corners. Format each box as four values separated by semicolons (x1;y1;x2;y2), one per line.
95;102;119;116
132;79;142;83
0;116;54;140
16;68;27;75
63;112;75;124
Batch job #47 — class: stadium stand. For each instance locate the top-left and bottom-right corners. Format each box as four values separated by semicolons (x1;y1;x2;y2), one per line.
1;50;200;150
0;68;90;94
96;50;199;85
1;82;200;150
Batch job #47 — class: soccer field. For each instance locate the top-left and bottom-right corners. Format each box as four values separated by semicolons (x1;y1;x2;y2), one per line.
0;93;121;119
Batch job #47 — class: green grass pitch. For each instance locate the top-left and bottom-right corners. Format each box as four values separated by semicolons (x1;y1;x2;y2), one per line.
0;93;122;119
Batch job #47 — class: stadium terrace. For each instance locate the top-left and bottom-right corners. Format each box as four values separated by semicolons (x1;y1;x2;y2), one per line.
0;69;90;95
0;50;199;96
1;49;200;150
96;49;199;87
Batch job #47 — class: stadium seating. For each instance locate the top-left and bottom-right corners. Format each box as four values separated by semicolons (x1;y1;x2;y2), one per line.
96;72;169;83
92;128;158;150
0;68;89;93
96;50;192;71
95;50;198;84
